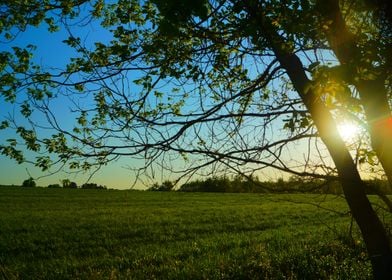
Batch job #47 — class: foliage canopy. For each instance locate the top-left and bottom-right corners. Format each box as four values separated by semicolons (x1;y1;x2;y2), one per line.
0;0;390;183
1;0;392;277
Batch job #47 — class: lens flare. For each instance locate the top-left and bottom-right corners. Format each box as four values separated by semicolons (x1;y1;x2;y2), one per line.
337;121;361;142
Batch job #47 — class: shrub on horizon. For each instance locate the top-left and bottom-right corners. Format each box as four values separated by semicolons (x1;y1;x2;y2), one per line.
47;184;61;188
21;177;36;188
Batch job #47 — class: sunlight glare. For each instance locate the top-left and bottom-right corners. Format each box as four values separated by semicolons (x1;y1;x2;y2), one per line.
337;121;361;142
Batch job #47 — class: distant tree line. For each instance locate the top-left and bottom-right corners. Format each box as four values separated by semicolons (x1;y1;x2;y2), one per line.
17;176;391;195
178;176;263;193
20;178;107;190
148;181;175;192
79;183;107;190
148;175;392;195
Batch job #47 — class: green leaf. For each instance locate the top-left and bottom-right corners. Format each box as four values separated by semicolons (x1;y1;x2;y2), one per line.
74;83;84;92
0;121;9;130
20;102;32;117
308;61;320;71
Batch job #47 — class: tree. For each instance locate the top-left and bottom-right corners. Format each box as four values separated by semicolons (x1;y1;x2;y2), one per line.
148;180;175;191
22;177;36;188
62;179;77;189
81;182;106;189
47;183;61;188
0;0;391;278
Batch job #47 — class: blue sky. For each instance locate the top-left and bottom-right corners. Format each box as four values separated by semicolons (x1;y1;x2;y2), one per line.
0;17;143;189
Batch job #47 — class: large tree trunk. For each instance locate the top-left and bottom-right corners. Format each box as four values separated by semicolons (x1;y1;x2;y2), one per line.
274;47;392;280
356;79;392;186
317;0;392;187
244;3;392;277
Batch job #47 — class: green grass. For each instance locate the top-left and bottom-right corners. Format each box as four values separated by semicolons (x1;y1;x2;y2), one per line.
0;187;389;279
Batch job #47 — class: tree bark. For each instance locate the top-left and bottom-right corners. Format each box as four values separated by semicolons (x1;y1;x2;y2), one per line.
316;0;392;188
273;46;392;280
244;2;392;278
355;79;392;187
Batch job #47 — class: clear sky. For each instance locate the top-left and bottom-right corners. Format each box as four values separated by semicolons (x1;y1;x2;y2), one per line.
0;17;144;189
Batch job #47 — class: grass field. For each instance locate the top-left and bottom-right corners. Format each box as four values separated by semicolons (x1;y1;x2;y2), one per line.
1;187;389;279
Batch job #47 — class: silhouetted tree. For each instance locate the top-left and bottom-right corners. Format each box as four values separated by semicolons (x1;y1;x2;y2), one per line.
148;180;174;191
21;177;36;188
62;179;77;189
81;182;106;189
47;183;61;188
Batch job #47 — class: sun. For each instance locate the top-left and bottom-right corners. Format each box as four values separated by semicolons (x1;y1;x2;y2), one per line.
337;121;361;142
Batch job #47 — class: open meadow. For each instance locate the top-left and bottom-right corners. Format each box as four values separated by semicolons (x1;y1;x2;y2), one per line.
1;187;390;279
